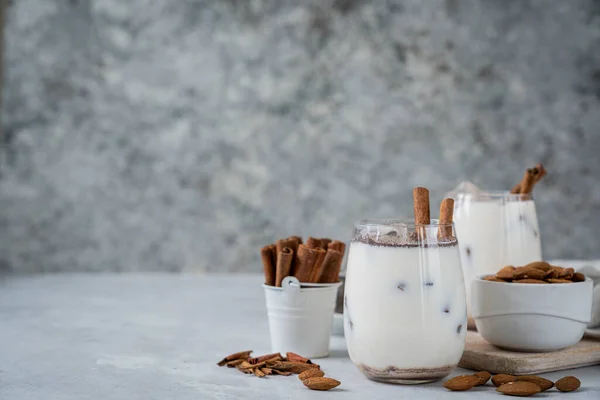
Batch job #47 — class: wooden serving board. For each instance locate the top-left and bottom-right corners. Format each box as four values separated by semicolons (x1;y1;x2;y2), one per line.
459;331;600;375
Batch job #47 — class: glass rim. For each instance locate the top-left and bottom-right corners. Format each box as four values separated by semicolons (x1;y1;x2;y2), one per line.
454;190;533;200
354;218;454;228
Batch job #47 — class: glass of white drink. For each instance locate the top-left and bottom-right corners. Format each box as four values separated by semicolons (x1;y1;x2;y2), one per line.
452;191;542;313
344;219;466;384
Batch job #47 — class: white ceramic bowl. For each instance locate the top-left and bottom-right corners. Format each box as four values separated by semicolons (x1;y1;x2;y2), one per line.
471;275;593;352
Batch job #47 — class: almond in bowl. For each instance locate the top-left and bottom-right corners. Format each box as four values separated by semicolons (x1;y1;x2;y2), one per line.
472;262;593;352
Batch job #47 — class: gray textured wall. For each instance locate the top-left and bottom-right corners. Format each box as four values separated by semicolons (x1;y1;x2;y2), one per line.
1;0;599;273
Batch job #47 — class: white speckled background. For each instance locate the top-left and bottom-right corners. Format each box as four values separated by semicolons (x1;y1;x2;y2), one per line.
1;0;599;273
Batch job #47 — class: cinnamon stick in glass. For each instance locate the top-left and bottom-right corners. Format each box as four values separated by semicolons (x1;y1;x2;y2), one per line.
520;168;536;194
438;198;454;238
413;187;430;239
510;163;546;194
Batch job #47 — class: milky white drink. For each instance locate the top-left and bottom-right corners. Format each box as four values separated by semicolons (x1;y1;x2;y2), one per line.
344;221;466;384
453;192;542;310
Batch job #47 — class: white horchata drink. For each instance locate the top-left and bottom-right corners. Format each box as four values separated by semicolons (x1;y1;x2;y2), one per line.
344;221;466;384
452;191;542;314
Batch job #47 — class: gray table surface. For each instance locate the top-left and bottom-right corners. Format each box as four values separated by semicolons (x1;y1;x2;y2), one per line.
1;273;599;399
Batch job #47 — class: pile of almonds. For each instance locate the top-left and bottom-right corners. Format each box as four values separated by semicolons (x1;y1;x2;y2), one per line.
217;350;341;391
444;371;580;396
483;261;586;284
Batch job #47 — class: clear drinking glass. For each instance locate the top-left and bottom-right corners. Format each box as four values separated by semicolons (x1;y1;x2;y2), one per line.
344;219;466;384
452;192;542;314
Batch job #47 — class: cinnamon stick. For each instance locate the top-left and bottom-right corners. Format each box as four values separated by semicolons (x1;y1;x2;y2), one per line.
249;353;282;365
305;237;321;249
317;249;342;283
520;168;536;195
319;238;331;251
308;247;327;283
275;247;294;287
510;163;547;193
327;240;346;255
217;350;253;366
413;187;430;239
276;237;299;263
260;244;276;286
294;244;318;283
533;163;546;184
286;352;312;364
288;235;303;245
438;198;454;238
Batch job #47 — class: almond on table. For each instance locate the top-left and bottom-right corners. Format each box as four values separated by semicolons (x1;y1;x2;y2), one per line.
492;374;516;387
496;381;541;396
303;377;341;391
474;371;492;386
555;376;581;392
516;375;554;391
298;369;325;381
443;375;480;391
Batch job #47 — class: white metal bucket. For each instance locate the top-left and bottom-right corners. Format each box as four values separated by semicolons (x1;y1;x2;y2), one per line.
263;276;342;358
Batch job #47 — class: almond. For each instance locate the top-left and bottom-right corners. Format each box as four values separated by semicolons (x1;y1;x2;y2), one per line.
559;267;575;279
550;266;565;276
513;279;548;284
303;377;341;391
496;381;541;396
545;268;559;279
524;261;551;272
572;272;586;282
492;374;516;387
298;369;325;381
474;371;491;386
484;276;506;282
516;375;553;391
443;375;480;391
555;376;580;392
546;278;573;284
268;361;319;374
497;266;516;280
513;267;546;280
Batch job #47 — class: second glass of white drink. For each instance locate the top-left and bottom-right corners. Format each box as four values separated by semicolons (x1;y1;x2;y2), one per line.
448;169;545;319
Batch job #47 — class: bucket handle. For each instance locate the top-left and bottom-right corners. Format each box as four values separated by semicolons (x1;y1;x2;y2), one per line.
281;276;303;307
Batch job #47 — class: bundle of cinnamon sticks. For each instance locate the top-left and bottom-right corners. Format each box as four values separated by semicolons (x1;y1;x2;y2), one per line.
510;163;547;195
261;236;346;286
